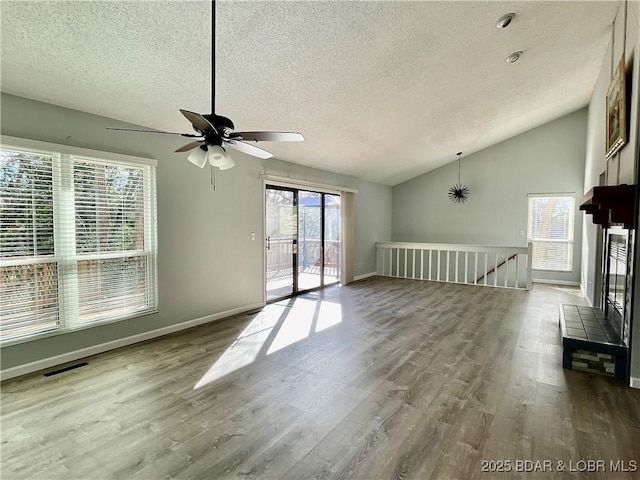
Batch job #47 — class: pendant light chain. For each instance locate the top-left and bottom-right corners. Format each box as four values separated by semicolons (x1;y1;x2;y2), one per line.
210;164;216;190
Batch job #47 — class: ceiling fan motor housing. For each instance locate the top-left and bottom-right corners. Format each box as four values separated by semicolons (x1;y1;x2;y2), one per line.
204;113;234;131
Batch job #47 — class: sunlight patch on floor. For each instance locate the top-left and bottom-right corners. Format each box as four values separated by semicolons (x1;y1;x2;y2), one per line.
194;294;344;388
549;285;585;297
193;305;286;389
267;298;316;355
316;300;342;332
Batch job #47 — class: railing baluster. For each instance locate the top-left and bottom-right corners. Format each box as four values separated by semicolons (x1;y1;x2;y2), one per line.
420;250;424;280
437;251;441;281
464;251;468;284
386;248;390;276
404;248;408;278
396;248;400;277
516;253;520;288
455;251;459;283
428;250;432;280
412;250;416;279
484;253;488;285
383;248;391;277
412;249;414;278
526;242;533;290
474;252;478;285
389;248;392;276
505;252;509;287
446;251;450;282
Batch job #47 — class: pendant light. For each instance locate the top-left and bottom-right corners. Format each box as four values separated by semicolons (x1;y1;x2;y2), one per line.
448;152;470;204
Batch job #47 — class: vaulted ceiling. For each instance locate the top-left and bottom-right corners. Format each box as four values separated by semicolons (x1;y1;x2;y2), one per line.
1;1;619;185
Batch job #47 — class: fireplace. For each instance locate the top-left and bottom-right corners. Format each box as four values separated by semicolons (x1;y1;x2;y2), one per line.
603;227;634;346
564;185;636;381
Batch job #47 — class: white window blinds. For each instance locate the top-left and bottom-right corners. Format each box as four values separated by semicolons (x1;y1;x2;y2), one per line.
0;151;58;339
527;194;575;272
0;139;157;343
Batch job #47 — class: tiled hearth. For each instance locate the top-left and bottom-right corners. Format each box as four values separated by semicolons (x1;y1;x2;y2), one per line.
559;304;628;381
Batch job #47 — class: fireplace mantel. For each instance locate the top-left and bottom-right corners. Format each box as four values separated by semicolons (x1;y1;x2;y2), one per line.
580;184;636;229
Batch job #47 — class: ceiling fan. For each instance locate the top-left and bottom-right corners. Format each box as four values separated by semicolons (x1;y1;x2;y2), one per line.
108;0;303;173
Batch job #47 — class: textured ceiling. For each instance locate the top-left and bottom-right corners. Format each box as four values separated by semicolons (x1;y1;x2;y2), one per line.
1;1;618;185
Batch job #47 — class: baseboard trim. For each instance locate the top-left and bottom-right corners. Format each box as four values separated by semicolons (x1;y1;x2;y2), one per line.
354;272;377;281
631;377;640;389
533;279;581;287
0;302;265;382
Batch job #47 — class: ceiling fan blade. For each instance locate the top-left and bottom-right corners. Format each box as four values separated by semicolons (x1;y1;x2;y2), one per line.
107;127;202;138
174;141;203;153
232;131;304;142
224;140;273;159
180;109;218;134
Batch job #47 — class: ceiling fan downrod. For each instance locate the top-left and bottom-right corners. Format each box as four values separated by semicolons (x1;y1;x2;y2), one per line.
211;0;216;116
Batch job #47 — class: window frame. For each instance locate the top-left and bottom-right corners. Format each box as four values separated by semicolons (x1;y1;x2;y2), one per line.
527;193;575;273
0;135;158;346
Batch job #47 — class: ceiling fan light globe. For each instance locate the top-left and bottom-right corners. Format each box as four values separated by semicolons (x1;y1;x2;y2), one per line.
207;145;228;167
187;147;208;168
217;157;236;170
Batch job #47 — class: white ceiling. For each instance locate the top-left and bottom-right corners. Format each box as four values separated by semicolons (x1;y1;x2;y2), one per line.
1;1;619;185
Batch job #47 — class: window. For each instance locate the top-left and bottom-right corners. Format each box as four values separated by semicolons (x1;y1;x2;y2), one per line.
527;194;575;271
0;137;157;343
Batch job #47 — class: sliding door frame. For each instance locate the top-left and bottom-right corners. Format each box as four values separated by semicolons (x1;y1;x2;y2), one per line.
263;181;341;303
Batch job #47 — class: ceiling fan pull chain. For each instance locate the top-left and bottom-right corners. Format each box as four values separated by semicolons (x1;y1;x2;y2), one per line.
210;164;216;190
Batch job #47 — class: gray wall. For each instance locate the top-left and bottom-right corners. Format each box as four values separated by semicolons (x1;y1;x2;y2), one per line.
391;109;588;284
0;93;391;370
583;1;640;304
582;1;640;384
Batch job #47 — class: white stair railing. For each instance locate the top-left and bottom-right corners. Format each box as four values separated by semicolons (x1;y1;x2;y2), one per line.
376;242;533;290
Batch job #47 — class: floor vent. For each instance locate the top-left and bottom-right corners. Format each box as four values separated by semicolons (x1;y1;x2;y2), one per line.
43;362;88;377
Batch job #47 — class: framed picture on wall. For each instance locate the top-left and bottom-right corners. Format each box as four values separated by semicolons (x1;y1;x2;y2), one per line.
605;58;626;158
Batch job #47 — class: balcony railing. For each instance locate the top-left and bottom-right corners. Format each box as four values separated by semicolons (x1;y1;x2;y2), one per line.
266;238;340;280
376;242;533;290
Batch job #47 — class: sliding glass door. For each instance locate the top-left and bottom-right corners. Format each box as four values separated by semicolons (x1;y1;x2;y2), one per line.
266;185;340;302
298;191;322;291
324;194;341;285
265;187;297;300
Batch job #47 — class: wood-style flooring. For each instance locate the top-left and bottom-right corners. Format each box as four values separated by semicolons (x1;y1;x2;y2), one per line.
2;277;640;479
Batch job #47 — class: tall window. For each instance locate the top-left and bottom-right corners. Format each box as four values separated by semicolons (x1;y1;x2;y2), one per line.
527;194;575;271
0;138;158;343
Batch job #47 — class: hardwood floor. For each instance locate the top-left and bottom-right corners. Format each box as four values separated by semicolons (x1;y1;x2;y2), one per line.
2;277;640;479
